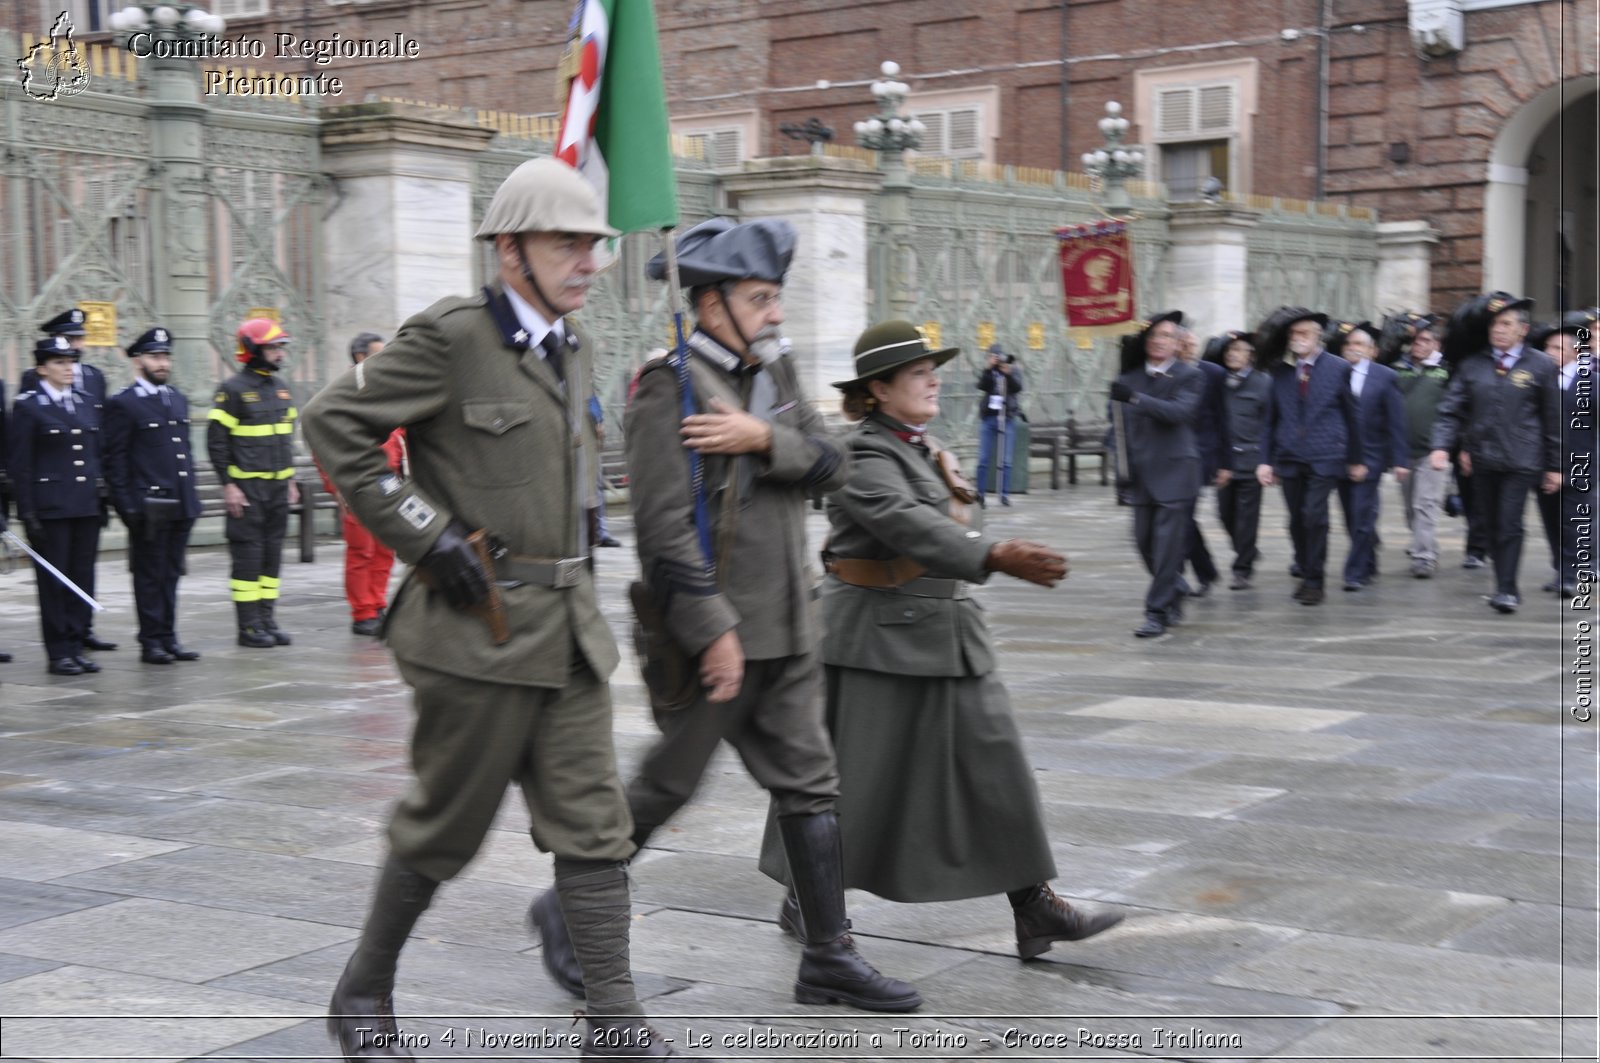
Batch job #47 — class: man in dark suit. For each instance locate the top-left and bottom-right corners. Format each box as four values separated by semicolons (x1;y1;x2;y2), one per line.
1110;311;1204;638
1207;330;1271;589
1330;321;1409;590
1255;307;1366;605
8;337;106;675
1177;327;1226;595
1429;292;1563;614
104;328;203;664
1528;309;1595;597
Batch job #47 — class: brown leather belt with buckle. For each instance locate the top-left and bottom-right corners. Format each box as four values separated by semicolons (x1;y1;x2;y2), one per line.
823;557;968;599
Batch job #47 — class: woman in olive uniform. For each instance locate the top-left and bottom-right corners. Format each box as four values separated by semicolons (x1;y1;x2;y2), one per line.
758;319;1122;960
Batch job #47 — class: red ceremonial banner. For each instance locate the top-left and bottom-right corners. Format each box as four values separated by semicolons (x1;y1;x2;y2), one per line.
1057;221;1137;336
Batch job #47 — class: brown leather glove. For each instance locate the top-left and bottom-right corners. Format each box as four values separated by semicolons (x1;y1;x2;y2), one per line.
986;539;1068;588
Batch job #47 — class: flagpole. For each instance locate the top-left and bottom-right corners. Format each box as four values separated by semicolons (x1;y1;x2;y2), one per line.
660;229;715;568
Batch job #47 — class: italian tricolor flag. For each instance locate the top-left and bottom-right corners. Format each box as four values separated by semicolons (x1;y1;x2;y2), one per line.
555;0;679;234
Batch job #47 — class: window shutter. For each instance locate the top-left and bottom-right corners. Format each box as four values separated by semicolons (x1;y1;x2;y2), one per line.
1157;88;1195;138
215;0;270;17
913;111;946;155
1198;85;1234;132
710;128;742;168
948;107;981;155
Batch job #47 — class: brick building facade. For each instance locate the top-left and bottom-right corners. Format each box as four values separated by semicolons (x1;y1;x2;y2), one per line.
26;0;1599;314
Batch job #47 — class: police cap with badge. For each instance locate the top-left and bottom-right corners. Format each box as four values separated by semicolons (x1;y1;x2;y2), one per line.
34;335;79;363
1442;290;1534;366
40;308;87;337
127;327;173;357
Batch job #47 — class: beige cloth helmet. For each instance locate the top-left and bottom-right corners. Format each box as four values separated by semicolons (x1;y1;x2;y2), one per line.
475;157;619;240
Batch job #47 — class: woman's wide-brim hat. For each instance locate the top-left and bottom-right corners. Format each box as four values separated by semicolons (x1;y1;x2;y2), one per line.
1117;310;1184;373
832;319;959;388
1254;306;1330;365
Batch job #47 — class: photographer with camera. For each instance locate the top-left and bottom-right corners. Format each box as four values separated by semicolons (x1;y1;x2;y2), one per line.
976;344;1023;506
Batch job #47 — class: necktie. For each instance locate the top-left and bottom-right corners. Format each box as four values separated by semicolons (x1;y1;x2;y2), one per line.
1298;363;1311;398
159;386;172;409
1227;373;1243;390
540;330;565;383
61;392;74;415
1496;352;1510;376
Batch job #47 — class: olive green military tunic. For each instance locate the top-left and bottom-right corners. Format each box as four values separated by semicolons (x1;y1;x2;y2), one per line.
758;411;1058;901
301;285;631;880
622;331;849;828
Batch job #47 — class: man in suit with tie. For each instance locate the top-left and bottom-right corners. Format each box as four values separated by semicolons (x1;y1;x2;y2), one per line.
1529;309;1596;598
1429;292;1562;614
24;308;116;652
1255;307;1366;605
1329;321;1409;590
103;327;203;664
7;337;106;675
1110;311;1205;637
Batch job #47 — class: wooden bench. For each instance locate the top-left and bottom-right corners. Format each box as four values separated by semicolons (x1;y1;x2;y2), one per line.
1027;417;1111;489
194;456;340;563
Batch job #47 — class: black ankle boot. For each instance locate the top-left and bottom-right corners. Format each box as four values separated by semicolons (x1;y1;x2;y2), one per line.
528;887;585;998
1011;883;1123;959
780;812;922;1013
327;856;438;1061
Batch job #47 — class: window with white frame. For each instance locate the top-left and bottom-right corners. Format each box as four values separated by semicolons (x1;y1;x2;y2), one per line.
911;105;983;160
1153;82;1237;199
682;127;744;169
214;0;270;18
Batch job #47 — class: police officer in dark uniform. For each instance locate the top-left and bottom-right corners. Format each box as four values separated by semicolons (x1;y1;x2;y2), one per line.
1428;292;1563;614
104;328;202;664
24;308;116;652
207;318;300;647
7;336;105;675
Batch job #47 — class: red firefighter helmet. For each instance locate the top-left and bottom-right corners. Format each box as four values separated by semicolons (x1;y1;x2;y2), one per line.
236;317;291;363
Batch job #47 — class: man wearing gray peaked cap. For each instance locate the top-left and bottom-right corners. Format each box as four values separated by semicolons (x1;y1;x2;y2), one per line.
530;215;924;1013
302;157;692;1061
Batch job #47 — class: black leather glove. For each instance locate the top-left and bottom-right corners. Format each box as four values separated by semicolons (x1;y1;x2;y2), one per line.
22;514;45;543
418;519;490;610
1109;380;1134;403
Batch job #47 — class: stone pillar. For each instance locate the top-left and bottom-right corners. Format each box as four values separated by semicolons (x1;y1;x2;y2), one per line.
719;156;884;403
1162;202;1261;340
1375;219;1442;312
1483;163;1527;298
148;56;210;404
319;102;496;365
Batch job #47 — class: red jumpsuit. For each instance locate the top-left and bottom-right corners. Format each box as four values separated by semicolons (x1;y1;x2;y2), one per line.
321;429;406;622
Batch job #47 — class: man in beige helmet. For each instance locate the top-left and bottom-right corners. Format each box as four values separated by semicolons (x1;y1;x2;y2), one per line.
303;158;690;1060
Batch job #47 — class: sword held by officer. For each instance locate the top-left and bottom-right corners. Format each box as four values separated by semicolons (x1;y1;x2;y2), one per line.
2;530;106;612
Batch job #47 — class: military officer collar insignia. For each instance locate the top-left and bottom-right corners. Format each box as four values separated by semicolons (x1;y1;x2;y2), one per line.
484;286;532;350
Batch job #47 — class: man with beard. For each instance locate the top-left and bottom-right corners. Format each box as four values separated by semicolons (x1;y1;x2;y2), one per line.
529;217;922;1014
1109;311;1204;637
1255;307;1365;605
208;317;300;647
103;327;203;663
1429;292;1562;614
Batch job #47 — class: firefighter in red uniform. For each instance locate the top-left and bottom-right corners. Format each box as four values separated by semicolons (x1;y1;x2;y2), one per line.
320;332;407;635
208;318;300;647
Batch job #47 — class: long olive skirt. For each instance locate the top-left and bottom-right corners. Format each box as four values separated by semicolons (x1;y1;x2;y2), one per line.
757;664;1057;902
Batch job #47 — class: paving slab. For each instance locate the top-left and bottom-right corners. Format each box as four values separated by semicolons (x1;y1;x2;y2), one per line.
0;819;190;881
0;876;123;931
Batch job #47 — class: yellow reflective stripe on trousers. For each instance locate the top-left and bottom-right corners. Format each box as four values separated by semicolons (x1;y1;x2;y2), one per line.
257;576;281;601
227;465;295;479
227;422;293;437
230;578;261;602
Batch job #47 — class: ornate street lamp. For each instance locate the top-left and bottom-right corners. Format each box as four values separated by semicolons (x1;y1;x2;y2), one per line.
1080;101;1145;217
852;61;926;156
108;3;227;41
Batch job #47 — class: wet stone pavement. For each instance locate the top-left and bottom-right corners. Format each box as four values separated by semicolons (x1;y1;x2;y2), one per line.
0;482;1593;1062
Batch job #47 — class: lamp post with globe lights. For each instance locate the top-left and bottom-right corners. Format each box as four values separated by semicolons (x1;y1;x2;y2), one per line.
1079;101;1145;218
108;3;228;403
853;61;925;318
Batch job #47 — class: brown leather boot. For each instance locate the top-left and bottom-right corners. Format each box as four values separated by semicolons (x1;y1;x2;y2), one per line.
327;856;438;1060
1012;883;1123;960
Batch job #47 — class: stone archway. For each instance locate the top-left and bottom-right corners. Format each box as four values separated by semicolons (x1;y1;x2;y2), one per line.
1484;77;1598;310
